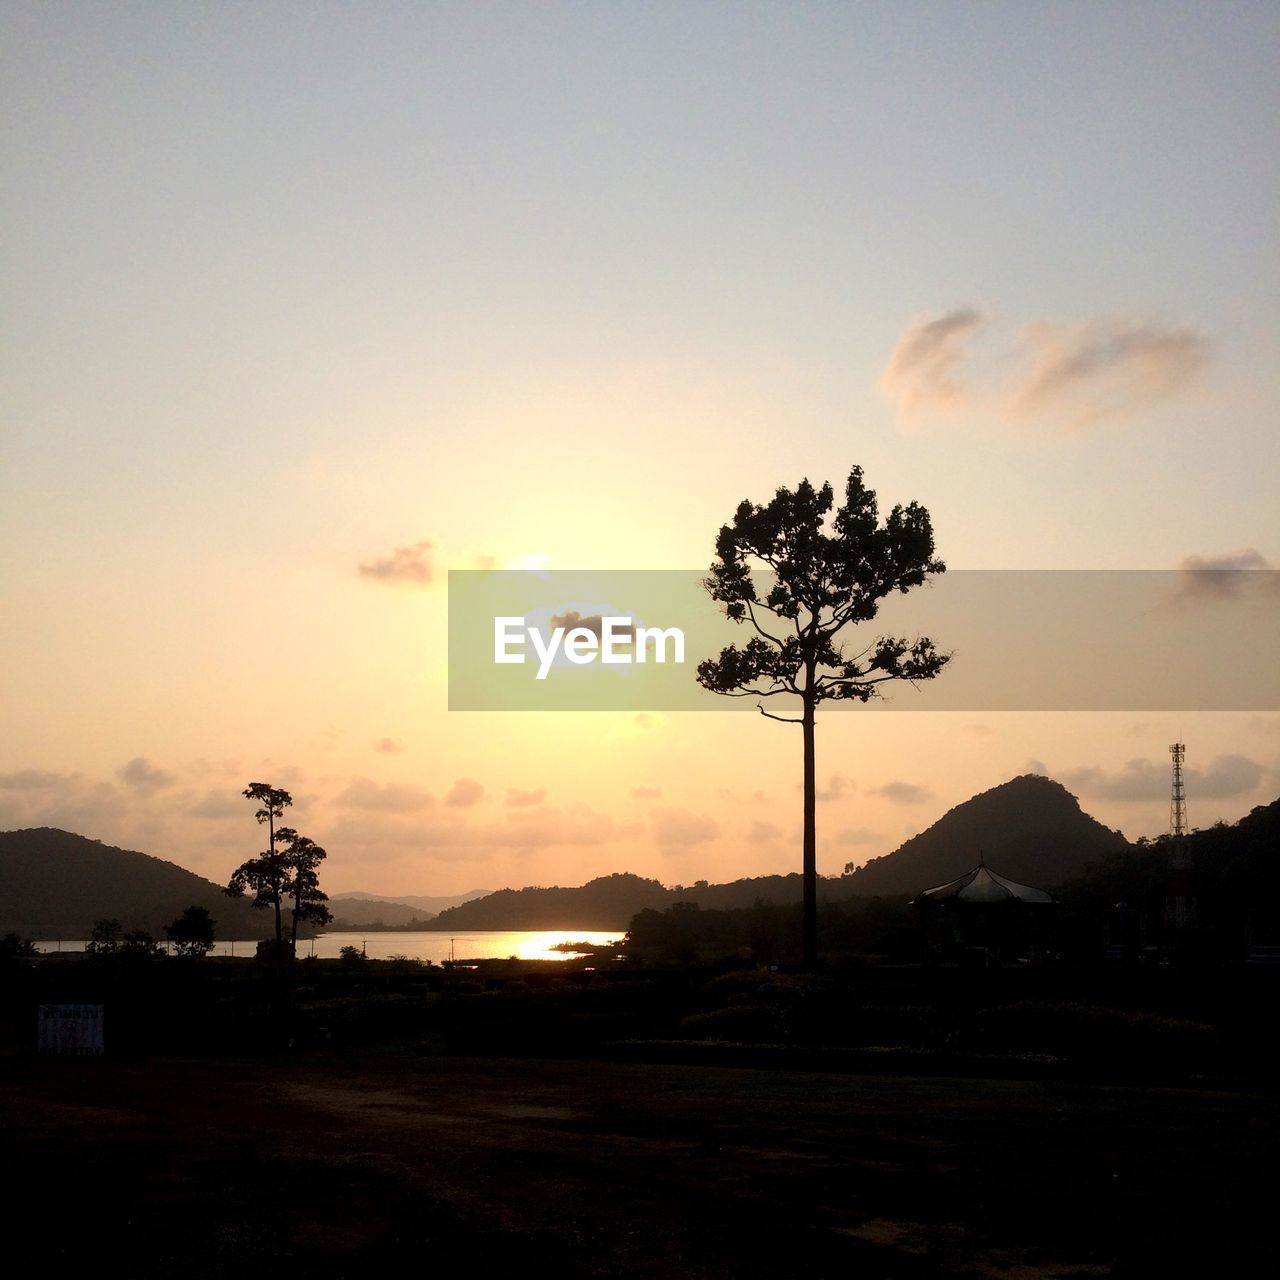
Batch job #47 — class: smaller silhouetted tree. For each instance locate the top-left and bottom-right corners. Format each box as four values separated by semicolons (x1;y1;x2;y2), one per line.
86;918;123;955
274;828;333;954
120;929;162;958
165;905;216;958
0;933;37;961
225;841;291;947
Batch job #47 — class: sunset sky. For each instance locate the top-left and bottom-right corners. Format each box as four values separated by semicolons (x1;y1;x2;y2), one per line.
3;3;1277;895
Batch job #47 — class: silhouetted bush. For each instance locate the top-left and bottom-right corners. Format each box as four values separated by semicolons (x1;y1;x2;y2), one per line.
679;1004;786;1042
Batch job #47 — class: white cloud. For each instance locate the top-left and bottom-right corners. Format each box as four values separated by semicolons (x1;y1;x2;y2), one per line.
1012;318;1208;427
880;307;984;417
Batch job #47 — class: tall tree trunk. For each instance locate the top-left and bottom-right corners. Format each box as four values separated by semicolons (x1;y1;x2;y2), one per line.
802;690;817;968
269;810;282;946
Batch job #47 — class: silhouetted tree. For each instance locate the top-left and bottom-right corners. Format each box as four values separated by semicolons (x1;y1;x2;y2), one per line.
225;782;293;945
0;932;37;960
698;466;949;966
165;905;216;957
86;918;124;955
225;841;290;946
274;827;333;953
120;929;162;957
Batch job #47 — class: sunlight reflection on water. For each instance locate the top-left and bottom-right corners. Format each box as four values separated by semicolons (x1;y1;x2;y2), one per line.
37;929;624;963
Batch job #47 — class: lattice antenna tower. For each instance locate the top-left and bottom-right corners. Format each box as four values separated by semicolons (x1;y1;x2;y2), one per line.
1169;742;1187;837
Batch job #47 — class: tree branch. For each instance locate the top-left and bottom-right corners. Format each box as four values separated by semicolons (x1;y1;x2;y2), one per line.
758;704;804;724
744;599;785;648
713;683;795;698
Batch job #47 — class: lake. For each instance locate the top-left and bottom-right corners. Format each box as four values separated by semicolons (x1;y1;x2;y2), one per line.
36;929;625;963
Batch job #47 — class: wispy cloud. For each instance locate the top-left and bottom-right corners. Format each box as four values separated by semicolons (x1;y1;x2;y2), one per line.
548;611;635;641
880;307;984;417
1060;753;1266;802
881;309;1209;428
505;787;546;808
652;807;719;849
796;775;853;802
835;827;882;846
445;777;485;808
870;781;933;805
1170;549;1275;606
372;737;403;755
817;775;852;802
1011;318;1209;427
117;757;176;792
0;769;69;790
495;802;616;848
335;777;435;812
0;771;127;834
357;540;434;585
187;789;244;820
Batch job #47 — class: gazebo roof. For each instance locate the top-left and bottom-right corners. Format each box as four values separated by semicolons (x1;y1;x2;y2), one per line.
912;863;1055;906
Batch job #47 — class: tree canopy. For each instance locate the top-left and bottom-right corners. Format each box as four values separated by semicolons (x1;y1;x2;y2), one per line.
698;467;948;709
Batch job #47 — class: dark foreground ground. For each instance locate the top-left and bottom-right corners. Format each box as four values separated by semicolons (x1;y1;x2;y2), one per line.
2;1045;1275;1279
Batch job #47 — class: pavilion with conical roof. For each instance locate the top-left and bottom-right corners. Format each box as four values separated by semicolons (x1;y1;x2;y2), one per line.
912;860;1056;966
912;863;1056;906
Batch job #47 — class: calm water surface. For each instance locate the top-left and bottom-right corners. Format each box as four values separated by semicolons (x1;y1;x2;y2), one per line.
36;929;624;963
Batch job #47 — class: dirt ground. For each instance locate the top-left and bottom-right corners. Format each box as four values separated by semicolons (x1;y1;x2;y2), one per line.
1;1049;1274;1278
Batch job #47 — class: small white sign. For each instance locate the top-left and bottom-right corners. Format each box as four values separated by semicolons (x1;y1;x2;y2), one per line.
37;1003;105;1056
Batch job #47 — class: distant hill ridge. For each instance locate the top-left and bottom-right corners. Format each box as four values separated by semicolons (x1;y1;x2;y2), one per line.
0;775;1134;936
333;889;491;911
0;827;271;939
431;776;1131;927
329;888;492;928
427;872;858;931
428;873;674;931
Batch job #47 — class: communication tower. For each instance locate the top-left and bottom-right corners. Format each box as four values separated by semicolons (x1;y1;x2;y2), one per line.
1165;742;1193;929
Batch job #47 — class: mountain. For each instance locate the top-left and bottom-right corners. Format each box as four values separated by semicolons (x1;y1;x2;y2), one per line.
333;889;490;913
429;873;672;930
425;871;859;931
842;775;1131;897
330;898;439;928
0;827;276;939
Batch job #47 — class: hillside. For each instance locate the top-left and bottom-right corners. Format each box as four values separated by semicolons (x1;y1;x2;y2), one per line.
330;897;439;928
428;873;671;930
843;775;1131;897
426;870;857;931
330;889;491;927
333;889;490;913
1058;796;1280;922
0;827;274;939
